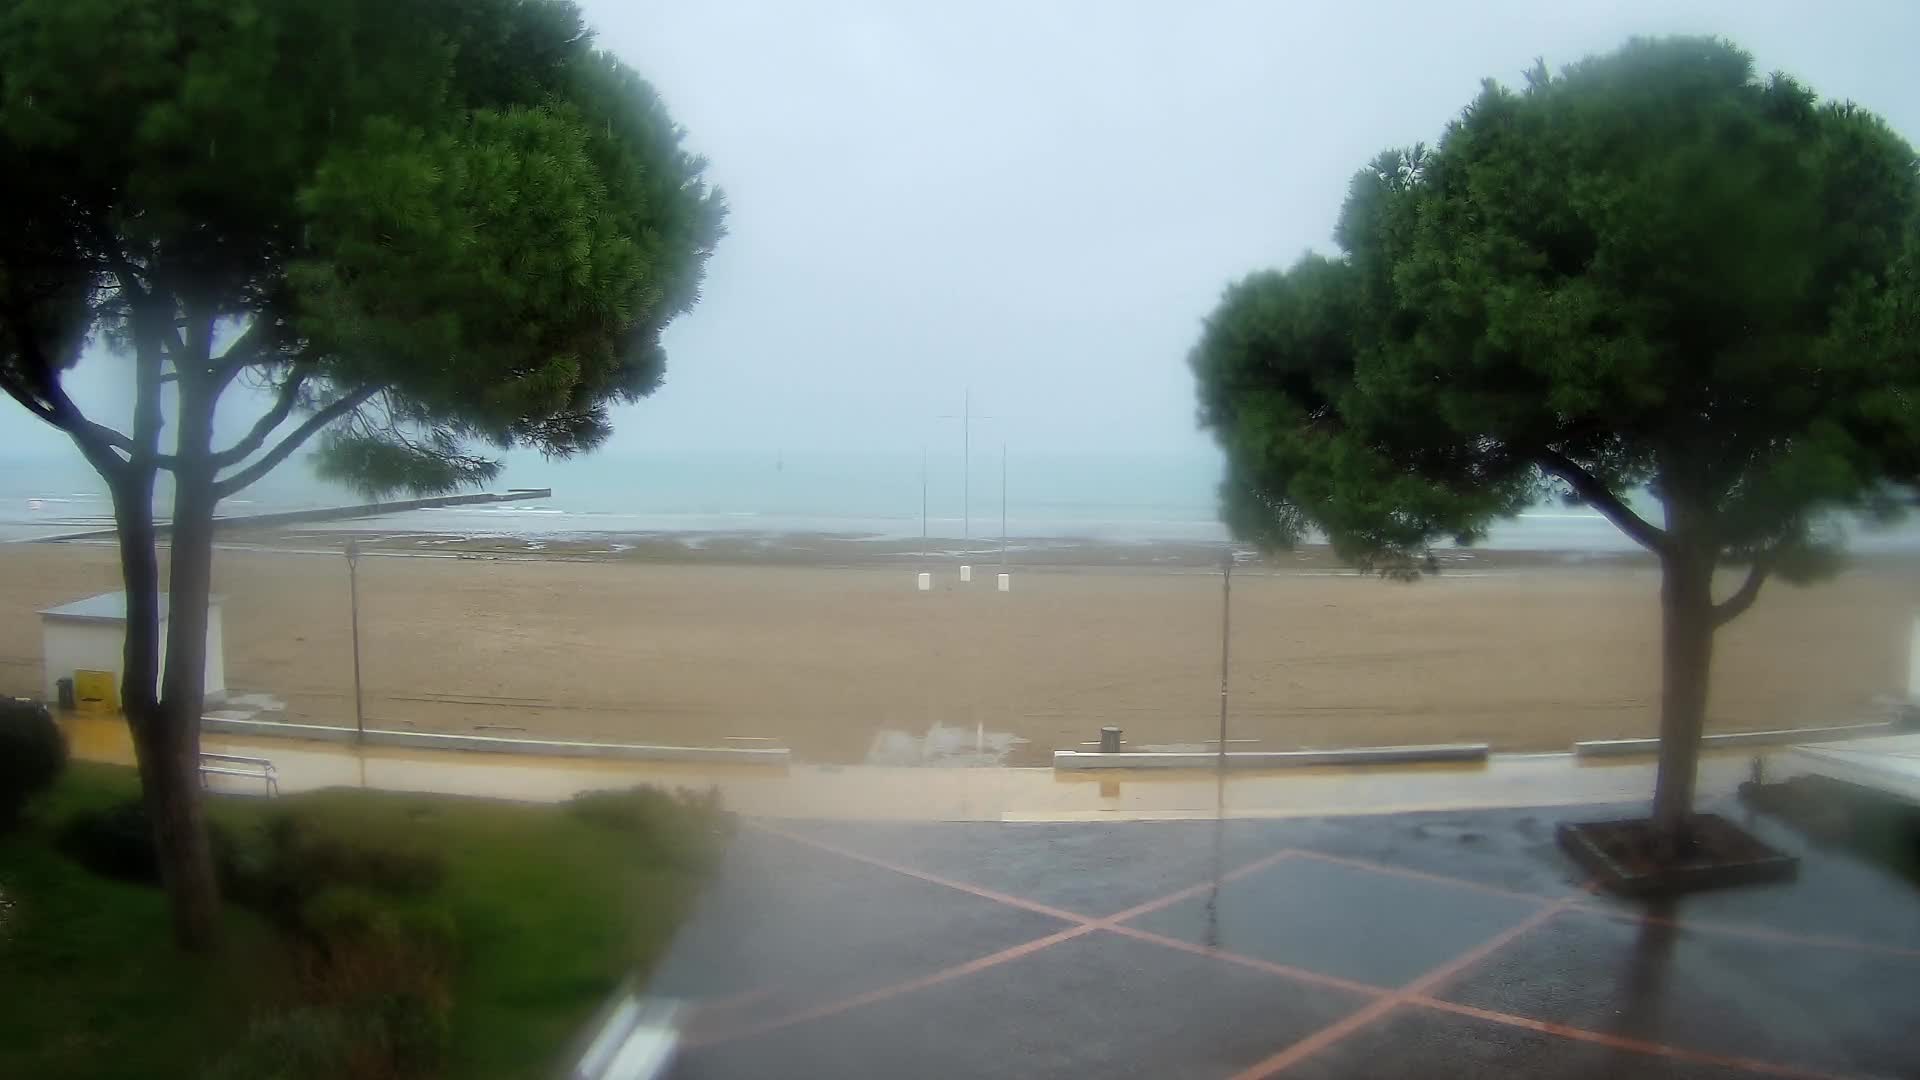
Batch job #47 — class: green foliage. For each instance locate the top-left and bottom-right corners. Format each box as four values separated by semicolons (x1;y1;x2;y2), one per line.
298;885;401;943
0;0;724;950
202;995;451;1080
0;0;725;493
5;764;723;1079
0;766;285;1080
311;430;503;498
55;799;164;883
254;810;447;902
201;1007;362;1080
567;784;728;867
1193;36;1920;578
282;886;456;1080
57;797;240;885
0;699;66;827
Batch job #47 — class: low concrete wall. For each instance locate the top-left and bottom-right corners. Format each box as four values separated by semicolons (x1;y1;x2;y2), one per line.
200;715;790;765
44;488;553;542
204;717;359;744
1572;722;1894;758
1053;743;1489;771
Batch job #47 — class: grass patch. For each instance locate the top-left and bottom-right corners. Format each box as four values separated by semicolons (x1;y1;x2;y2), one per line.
0;763;726;1079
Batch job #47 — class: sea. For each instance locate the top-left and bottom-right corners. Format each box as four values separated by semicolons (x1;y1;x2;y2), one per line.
4;450;1919;555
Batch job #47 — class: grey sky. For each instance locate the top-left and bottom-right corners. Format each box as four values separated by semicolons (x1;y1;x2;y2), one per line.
9;0;1920;464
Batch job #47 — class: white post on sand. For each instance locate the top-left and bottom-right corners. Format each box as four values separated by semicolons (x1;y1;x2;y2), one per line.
918;572;932;592
997;573;1011;592
960;565;972;583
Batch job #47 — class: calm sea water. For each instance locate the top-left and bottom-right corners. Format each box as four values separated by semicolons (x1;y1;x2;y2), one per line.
3;450;1917;554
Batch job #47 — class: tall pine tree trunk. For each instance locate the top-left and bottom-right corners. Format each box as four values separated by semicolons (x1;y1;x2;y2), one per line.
1651;543;1716;836
110;465;220;949
130;689;220;949
147;370;225;949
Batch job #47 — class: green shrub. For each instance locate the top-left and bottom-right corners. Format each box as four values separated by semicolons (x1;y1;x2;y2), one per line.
368;990;451;1075
567;784;728;868
217;812;447;927
202;1006;357;1080
568;785;687;831
56;797;240;885
393;904;459;960
294;885;456;958
290;884;456;1011
300;886;398;943
56;799;156;882
238;882;456;1078
202;994;449;1080
0;698;67;828
218;821;281;907
265;812;446;897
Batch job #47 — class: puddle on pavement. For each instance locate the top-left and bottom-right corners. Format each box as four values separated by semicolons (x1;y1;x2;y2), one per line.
864;723;1029;766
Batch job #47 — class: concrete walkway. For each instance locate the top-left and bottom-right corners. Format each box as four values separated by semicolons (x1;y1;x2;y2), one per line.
63;713;1920;1074
653;802;1920;1078
1787;732;1920;806
66;713;1771;821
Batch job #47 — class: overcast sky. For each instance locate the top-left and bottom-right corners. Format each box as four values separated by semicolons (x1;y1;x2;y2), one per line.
10;0;1920;465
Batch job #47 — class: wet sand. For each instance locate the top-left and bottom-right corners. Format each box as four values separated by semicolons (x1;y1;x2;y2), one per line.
2;537;1914;765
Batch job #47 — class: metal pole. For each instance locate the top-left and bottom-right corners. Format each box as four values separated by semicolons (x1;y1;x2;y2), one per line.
346;540;366;743
1217;547;1232;774
1000;443;1008;567
934;394;993;556
920;445;928;563
1208;545;1233;945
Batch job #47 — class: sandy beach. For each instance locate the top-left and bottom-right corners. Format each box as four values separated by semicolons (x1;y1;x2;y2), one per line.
2;536;1914;766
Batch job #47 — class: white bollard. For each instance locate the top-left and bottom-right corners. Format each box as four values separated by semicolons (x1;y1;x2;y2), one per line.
959;565;972;583
917;572;932;591
997;573;1011;592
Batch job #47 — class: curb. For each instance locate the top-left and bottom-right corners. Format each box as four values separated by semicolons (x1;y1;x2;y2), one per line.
200;715;791;765
1572;722;1893;758
1052;743;1490;770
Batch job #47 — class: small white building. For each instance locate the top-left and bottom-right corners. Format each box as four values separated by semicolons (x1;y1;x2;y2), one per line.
38;591;226;708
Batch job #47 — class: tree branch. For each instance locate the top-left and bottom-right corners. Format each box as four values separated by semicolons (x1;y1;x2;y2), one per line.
205;315;287;388
0;369;56;423
1535;447;1670;556
210;367;311;467
1712;553;1775;628
213;386;378;498
0;309;130;478
2;344;180;471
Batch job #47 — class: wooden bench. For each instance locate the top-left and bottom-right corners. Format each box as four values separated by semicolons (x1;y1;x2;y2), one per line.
198;752;278;796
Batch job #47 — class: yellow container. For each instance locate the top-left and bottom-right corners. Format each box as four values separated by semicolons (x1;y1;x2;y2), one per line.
73;669;119;714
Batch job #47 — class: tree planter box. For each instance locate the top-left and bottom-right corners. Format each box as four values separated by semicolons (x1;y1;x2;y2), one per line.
1557;814;1798;896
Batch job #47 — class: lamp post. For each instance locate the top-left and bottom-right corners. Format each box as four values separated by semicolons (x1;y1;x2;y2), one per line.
1218;546;1233;774
345;539;366;743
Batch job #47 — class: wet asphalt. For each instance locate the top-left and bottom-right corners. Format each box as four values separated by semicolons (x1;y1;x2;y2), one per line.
647;797;1920;1078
